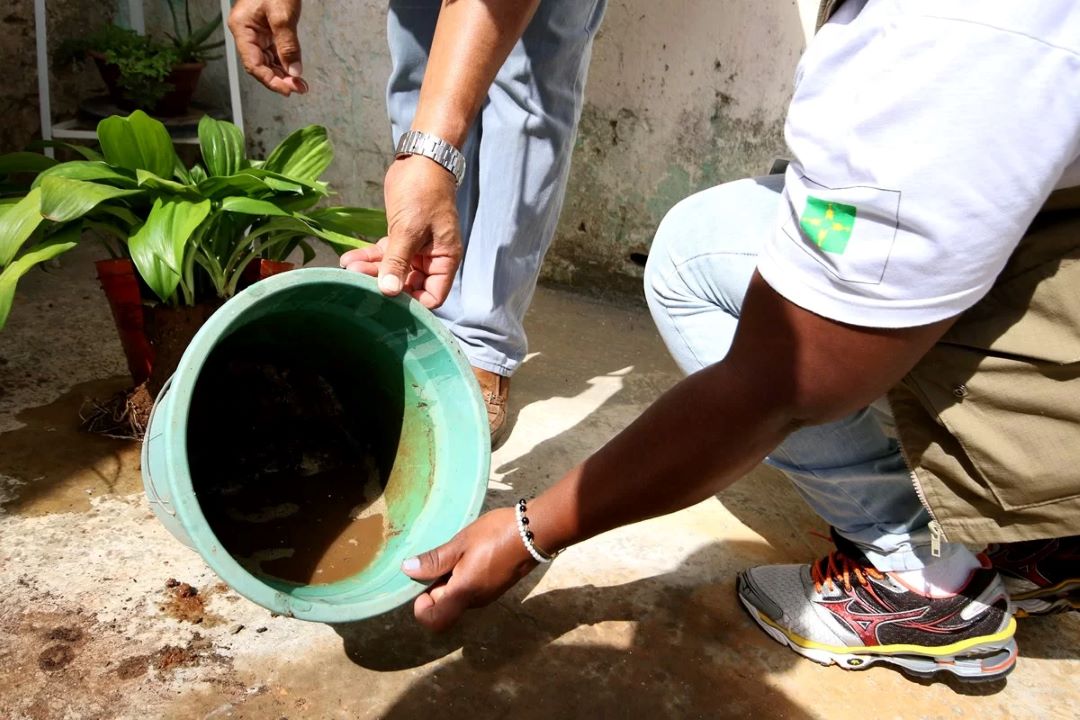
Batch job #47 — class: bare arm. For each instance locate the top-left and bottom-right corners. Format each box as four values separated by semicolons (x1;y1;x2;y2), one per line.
341;0;541;306
403;273;955;630
528;273;953;547
411;0;541;147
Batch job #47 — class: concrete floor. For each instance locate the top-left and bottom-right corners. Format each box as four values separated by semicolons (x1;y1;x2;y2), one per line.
1;244;1079;720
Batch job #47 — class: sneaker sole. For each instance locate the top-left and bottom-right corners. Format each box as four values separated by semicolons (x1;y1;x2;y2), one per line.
1010;578;1080;617
738;594;1018;682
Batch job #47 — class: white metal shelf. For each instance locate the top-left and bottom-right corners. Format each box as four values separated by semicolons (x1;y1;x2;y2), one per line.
34;0;244;156
51;118;201;144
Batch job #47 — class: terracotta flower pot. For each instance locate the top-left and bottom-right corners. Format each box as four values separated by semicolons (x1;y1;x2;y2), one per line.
239;259;296;289
95;257;295;395
95;258;153;385
144;260;294;397
90;52;205;117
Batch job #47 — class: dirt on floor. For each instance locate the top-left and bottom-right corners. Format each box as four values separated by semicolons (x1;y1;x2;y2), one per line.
0;580;244;720
158;579;229;627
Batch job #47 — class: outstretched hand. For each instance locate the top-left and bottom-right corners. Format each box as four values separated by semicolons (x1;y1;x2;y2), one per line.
228;0;308;96
340;156;463;309
400;508;538;632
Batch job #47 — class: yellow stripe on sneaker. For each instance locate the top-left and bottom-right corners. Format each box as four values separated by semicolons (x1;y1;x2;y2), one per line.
756;613;1017;658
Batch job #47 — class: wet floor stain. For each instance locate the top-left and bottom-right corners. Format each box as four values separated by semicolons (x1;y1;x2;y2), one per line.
0;377;141;516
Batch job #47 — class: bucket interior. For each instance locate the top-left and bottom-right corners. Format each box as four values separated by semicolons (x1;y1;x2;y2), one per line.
183;279;471;607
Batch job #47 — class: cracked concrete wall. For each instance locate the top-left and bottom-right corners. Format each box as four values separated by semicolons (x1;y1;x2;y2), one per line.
551;0;810;295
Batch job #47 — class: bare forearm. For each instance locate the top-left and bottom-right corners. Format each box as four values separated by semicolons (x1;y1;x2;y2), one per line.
412;0;540;146
527;274;954;554
400;276;957;631
529;361;795;552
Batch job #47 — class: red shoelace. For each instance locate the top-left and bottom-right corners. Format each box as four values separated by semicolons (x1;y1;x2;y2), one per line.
811;549;886;594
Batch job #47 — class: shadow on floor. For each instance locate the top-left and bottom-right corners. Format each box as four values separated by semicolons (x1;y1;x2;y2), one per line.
337;541;819;719
335;534;1039;720
332;290;1076;705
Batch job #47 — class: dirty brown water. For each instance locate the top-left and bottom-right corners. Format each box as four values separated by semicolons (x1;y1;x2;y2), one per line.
188;356;396;586
199;463;389;585
0;377;141;516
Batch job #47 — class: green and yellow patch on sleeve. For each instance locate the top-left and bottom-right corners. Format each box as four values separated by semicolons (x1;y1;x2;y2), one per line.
800;196;856;254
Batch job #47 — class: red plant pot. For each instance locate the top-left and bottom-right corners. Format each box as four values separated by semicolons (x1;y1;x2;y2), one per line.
239;259;295;289
95;258;295;391
95;258;153;384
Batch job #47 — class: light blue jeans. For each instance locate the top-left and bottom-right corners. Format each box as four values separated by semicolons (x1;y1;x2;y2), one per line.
387;0;607;376
644;175;965;572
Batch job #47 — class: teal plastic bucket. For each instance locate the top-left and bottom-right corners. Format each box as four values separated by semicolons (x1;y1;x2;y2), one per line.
141;268;490;622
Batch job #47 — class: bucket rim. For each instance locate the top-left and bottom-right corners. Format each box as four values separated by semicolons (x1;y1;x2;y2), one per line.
159;267;490;622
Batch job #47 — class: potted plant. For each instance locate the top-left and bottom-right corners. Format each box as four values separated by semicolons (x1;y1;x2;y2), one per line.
61;1;224;117
0;110;387;432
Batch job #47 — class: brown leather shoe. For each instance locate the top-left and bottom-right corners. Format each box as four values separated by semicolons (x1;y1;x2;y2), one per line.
472;367;510;448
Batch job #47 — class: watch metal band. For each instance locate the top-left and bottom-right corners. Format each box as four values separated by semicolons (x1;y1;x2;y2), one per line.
394;130;466;187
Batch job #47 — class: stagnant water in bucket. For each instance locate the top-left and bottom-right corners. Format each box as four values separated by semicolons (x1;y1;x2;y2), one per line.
187;337;402;586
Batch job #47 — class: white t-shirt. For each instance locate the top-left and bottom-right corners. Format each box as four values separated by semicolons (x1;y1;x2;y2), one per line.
757;0;1080;328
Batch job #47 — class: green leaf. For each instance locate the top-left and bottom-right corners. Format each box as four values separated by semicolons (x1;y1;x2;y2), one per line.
0;188;44;267
127;197;210;302
30;141;103;161
239;167;310;194
0;230;79;330
39;177;144;223
262;125;333;184
188;15;224;48
97;111;180;178
85;219;130;244
198;115;247;177
303;224;369;253
32;161;138;189
261;175;309;195
298;239;316;265
306;206;388;238
0;152;58;176
89;203;142;229
220;196;289;217
265;236;300;263
275;192;323;212
189;164;208;184
256;213;370;254
198;172;274;199
136;169;199;198
174;157;193;185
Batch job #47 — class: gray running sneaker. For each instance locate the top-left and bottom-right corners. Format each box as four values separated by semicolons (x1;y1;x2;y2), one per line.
737;535;1017;683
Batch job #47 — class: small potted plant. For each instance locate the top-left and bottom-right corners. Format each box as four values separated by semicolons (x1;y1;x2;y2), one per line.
0;111;387;433
61;1;224;117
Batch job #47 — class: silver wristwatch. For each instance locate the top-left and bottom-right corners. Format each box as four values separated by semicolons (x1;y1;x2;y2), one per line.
394;130;466;187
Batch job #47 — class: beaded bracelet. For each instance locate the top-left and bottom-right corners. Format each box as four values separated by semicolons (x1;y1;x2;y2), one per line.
515;498;559;564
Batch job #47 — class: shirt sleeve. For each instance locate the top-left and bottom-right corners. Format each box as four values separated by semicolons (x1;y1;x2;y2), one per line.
757;7;1080;328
